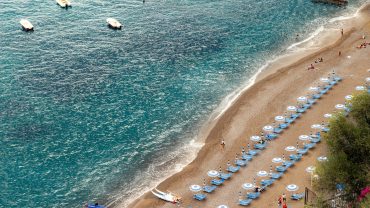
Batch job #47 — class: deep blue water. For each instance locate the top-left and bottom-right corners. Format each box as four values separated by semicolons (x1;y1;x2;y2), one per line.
0;0;367;207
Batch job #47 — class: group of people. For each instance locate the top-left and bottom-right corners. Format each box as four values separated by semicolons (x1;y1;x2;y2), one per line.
278;193;288;208
307;57;324;70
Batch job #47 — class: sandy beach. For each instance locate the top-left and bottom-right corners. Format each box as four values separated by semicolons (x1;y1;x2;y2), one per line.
127;4;370;208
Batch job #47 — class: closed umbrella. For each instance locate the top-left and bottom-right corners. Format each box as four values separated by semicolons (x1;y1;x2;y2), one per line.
287;106;297;112
242;183;255;190
317;156;328;162
366;77;370;83
286;184;299;192
345;95;353;101
250;136;261;142
217;205;228;208
257;170;268;177
305;166;316;174
207;170;219;177
356;86;365;91
272;157;283;163
324;113;332;118
189;184;202;192
299;135;310;141
275;115;285;122
297;96;307;103
263;125;274;132
285;146;296;152
335;104;346;110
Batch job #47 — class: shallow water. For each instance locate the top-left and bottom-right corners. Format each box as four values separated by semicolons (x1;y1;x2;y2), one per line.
0;0;367;207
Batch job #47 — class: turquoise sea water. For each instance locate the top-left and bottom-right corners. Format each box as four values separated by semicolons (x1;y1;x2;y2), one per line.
0;0;367;207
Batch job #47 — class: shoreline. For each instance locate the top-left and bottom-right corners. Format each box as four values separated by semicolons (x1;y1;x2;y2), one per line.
124;3;370;208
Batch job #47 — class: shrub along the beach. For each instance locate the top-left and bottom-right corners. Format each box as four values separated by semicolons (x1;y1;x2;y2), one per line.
315;92;370;205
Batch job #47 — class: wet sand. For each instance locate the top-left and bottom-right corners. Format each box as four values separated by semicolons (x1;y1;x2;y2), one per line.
126;4;370;208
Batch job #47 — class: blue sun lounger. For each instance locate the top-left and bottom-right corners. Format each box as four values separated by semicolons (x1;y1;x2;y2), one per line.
265;133;278;140
261;179;275;186
291;193;305;200
194;193;206;201
308;98;316;104
290;113;301;119
276;165;288;172
242;153;253;161
274;127;283;134
227;165;240;173
297;107;307;113
203;185;217;193
239;198;252;206
219;172;232;180
297;148;308;155
254;143;267;150
304;143;316;149
279;123;289;129
303;103;311;109
270;172;283;179
248;149;261;156
322;127;330;132
283;160;295;168
211;178;225;185
313;94;321;99
247;192;261;199
289;154;302;161
236;159;247;166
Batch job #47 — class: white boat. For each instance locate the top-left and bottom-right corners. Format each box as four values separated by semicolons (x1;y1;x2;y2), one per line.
106;18;122;29
151;188;181;203
56;0;71;8
20;19;33;31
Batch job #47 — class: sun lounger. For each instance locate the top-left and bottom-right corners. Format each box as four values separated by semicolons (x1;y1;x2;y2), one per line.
304;143;316;149
193;193;206;201
334;76;342;82
219;172;232;180
313;94;321;99
239;198;252;206
276;165;288;172
283;160;295;167
270;172;283;179
297;108;306;113
303;103;311;109
297;148;308;155
203;185;216;193
235;159;247;166
227;165;240;173
260;179;275;186
279;123;289;129
308;98;316;104
273;127;283;134
248;149;261;156
242;153;253;161
211;178;225;186
290;113;301;119
247;192;261;199
310;137;321;143
291;193;305;200
254;143;267;150
265;133;278;140
289;154;302;161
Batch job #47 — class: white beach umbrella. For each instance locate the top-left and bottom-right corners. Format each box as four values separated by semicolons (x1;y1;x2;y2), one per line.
287;106;297;112
356;86;365;91
317;156;328;162
335;104;346;110
286;184;299;192
189;184;202;192
305;166;316;174
345;95;353;101
272;157;283;163
324;113;332;118
366;77;370;83
257;170;269;177
263;125;274;132
311;124;322;130
320;77;330;83
217;205;228;208
299;135;310;141
250;136;261;142
309;86;319;92
275;115;285;122
242;183;255;190
285;146;297;152
207;170;219;177
297;96;307;103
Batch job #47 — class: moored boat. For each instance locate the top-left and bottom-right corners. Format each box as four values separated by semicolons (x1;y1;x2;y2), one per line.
20;19;33;31
56;0;72;8
106;18;122;29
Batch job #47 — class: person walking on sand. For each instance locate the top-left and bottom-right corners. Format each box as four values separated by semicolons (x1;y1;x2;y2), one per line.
341;28;344;36
220;139;225;151
282;202;288;208
339;51;342;56
282;193;286;202
277;195;283;207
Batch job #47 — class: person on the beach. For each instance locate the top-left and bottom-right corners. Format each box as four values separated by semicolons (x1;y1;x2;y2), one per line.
220;139;225;151
277;195;283;207
341;28;344;36
282;193;286;202
242;147;246;155
227;160;231;167
339;51;342;56
255;185;261;192
282;202;288;208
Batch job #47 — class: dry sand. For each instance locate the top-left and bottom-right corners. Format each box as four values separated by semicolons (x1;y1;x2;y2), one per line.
127;4;370;208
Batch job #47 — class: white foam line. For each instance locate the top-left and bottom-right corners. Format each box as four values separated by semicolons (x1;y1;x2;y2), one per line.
287;26;324;51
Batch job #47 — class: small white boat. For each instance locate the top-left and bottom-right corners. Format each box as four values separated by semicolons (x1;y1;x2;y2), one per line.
56;0;71;8
106;18;122;29
151;188;181;203
20;19;33;31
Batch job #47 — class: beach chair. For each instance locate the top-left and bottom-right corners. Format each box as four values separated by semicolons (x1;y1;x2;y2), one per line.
242;153;253;161
254;143;267;150
227;165;240;173
297;107;306;113
290;113;301;119
273;127;283;134
211;178;225;186
313;94;321;99
193;193;206;201
203;185;216;193
235;159;247;166
303;103;311;109
239;198;252;206
334;76;342;82
289;154;302;161
291;193;305;200
297;148;308;155
260;179;275;186
283;160;295;168
308;98;316;105
279;123;289;129
219;172;232;180
276;165;288;172
270;172;283;179
304;143;316;149
248;149;261;156
247;192;261;199
265;133;278;140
